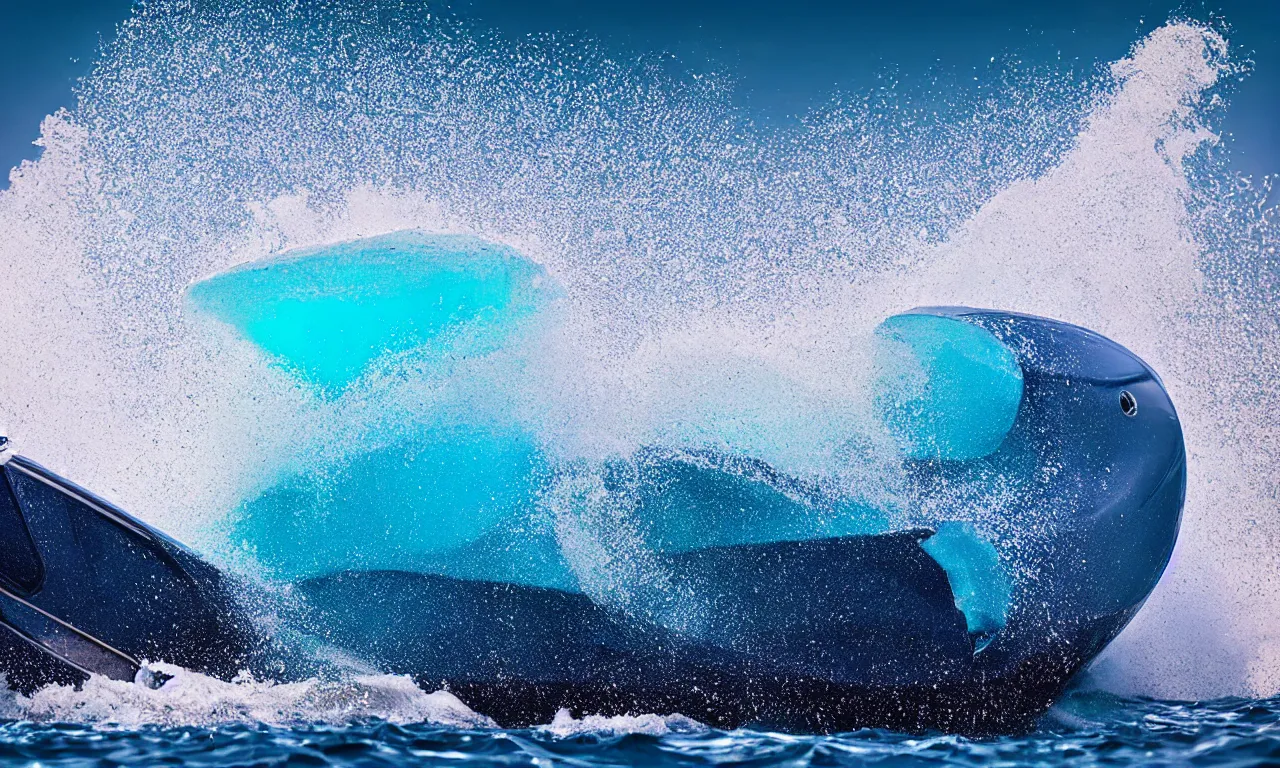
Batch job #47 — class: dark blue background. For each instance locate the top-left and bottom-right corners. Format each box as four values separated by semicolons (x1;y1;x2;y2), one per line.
1;1;1275;192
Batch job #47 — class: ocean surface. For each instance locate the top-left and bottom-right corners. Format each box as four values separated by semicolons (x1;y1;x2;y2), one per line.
1;0;1278;765
0;692;1277;767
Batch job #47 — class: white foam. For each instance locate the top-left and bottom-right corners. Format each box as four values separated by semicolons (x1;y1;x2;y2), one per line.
4;665;494;729
539;708;705;737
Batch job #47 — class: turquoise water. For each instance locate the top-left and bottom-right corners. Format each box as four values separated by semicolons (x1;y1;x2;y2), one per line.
921;523;1011;638
0;693;1275;767
190;232;1011;629
873;314;1023;461
189;232;572;585
187;233;552;395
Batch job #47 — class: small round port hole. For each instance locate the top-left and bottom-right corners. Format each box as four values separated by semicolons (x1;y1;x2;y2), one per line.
1119;390;1138;417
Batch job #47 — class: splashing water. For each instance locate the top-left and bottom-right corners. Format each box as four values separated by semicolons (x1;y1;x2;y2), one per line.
0;0;1277;730
0;666;492;730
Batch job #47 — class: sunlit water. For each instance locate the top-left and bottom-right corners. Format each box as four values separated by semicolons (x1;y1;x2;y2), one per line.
0;0;1278;764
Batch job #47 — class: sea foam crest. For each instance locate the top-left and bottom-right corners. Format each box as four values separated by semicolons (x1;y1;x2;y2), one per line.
2;667;493;729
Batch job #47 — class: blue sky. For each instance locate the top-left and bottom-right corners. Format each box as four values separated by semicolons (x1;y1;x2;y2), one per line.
1;0;1276;192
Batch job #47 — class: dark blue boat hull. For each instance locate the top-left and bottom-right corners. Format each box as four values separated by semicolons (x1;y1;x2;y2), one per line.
287;536;1071;733
0;454;270;691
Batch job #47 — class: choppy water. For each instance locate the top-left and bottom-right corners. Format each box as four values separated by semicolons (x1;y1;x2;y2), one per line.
0;0;1278;764
0;693;1275;767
